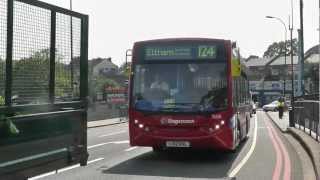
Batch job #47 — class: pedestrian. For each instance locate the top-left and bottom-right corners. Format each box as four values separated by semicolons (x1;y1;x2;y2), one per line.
278;97;285;119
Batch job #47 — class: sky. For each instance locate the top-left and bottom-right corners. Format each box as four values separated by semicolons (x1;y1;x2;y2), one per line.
43;0;319;66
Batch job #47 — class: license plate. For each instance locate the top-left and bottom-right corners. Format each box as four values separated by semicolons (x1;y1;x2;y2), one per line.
165;141;190;148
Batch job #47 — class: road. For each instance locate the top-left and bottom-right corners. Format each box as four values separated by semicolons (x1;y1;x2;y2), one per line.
31;110;307;180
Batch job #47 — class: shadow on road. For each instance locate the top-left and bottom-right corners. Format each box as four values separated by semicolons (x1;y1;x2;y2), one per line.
101;142;247;179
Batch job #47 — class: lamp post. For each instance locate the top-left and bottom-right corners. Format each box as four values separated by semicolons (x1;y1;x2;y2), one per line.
125;49;132;67
266;16;288;97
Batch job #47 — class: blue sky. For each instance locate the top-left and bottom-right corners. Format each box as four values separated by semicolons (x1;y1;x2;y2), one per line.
44;0;319;66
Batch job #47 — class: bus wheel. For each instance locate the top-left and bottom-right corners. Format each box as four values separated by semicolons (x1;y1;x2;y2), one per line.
152;146;164;153
244;117;250;141
230;124;241;153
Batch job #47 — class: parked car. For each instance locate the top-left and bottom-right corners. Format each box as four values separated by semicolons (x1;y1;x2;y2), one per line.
262;101;279;112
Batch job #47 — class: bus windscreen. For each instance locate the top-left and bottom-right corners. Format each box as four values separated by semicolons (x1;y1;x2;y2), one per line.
132;63;228;113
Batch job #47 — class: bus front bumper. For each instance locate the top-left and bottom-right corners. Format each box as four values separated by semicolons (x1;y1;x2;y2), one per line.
130;128;234;150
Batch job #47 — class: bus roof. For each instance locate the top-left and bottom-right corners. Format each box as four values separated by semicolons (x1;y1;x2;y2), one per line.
133;38;230;46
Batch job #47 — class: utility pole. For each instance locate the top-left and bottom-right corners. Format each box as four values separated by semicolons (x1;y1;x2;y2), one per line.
319;0;320;96
289;1;295;127
298;29;303;96
299;0;305;95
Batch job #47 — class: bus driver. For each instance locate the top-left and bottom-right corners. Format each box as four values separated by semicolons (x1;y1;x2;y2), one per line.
150;74;169;92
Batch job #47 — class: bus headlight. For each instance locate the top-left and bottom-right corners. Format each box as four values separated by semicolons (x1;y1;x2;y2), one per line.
139;124;144;128
220;120;225;125
134;119;139;124
215;124;220;130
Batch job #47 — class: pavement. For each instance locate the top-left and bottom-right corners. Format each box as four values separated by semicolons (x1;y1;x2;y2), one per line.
265;111;289;132
266;110;320;179
30;111;309;180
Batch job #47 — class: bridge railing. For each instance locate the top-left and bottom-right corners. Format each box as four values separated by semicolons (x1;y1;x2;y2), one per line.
293;99;319;142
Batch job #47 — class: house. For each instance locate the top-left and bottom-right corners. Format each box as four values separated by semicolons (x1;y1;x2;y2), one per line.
89;57;119;76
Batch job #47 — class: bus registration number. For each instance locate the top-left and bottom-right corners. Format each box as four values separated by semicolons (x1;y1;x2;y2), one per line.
166;141;190;148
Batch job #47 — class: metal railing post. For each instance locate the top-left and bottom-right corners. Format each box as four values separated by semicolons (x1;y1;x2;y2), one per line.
49;10;56;104
5;0;14;107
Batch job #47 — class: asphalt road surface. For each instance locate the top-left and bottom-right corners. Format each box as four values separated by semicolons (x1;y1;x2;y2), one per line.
31;110;308;180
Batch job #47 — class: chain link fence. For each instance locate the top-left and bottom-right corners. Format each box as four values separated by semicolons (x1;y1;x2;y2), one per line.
0;0;7;105
0;0;89;177
0;0;85;106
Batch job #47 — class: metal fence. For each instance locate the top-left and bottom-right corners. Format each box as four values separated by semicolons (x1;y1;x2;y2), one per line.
293;98;320;142
0;0;88;107
0;0;89;178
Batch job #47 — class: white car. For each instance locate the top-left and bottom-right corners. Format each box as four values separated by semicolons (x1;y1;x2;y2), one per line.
262;101;279;112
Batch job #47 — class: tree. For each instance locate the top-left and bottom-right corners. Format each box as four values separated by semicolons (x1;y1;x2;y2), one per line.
11;49;73;103
119;62;131;77
263;39;298;58
95;75;119;92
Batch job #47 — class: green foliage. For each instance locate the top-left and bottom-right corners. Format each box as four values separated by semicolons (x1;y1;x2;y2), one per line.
95;75;119;92
119;62;131;77
10;49;72;102
12;49;50;100
0;95;4;105
263;39;298;58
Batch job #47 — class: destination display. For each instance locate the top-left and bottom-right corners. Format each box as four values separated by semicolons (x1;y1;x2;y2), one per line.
144;45;218;60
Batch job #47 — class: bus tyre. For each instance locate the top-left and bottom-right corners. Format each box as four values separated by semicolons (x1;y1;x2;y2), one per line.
244;117;250;141
152;146;163;153
230;120;241;153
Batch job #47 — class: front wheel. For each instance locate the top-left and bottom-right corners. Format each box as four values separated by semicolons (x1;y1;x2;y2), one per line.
152;146;164;153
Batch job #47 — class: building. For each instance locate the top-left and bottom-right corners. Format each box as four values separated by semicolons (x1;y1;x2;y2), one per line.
244;55;299;105
304;44;319;94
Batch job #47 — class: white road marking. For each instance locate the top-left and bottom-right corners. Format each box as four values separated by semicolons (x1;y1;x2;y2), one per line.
88;157;105;164
88;142;110;149
58;164;80;173
88;140;129;149
57;158;104;173
28;158;104;180
98;130;127;138
228;113;258;178
125;146;138;152
28;171;56;180
113;140;129;144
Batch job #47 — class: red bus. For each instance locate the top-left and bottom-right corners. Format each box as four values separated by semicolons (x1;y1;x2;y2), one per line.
128;38;251;151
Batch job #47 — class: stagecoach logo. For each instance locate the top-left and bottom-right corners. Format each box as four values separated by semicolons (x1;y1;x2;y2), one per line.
160;118;195;125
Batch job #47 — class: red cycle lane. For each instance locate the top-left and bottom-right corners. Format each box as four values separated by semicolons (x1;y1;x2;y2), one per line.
264;115;291;180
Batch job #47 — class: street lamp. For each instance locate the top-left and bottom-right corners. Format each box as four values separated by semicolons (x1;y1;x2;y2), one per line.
125;49;132;67
266;16;288;98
